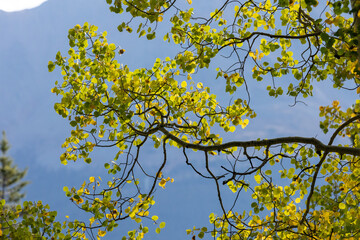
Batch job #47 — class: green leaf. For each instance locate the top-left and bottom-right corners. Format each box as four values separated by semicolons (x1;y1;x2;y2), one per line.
146;32;156;40
84;158;92;164
70;121;77;127
48;61;55;72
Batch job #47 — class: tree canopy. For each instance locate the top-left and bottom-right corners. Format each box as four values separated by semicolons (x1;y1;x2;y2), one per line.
12;0;360;239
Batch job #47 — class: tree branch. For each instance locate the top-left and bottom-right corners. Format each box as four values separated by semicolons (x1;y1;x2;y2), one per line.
160;115;360;156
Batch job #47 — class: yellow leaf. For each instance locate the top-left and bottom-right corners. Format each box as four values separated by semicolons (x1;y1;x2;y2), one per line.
259;52;264;60
181;81;187;88
138;210;149;216
99;130;104;138
159;178;167;188
357;86;360;94
249;51;256;59
89;217;95;226
98;229;107;237
254;175;261;184
332;16;340;25
339;202;346;209
209;151;217;155
241;119;249;129
157;15;163;22
89;176;95;183
187;0;192;4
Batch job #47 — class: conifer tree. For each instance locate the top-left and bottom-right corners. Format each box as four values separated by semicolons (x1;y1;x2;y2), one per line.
0;131;28;204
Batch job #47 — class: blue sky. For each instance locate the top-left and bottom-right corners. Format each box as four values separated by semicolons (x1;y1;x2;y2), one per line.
0;0;358;239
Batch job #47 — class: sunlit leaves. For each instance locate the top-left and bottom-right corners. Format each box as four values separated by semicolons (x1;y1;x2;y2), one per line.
0;200;74;239
49;20;258;239
158;177;174;189
44;0;360;239
51;22;253;165
319;100;360;136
